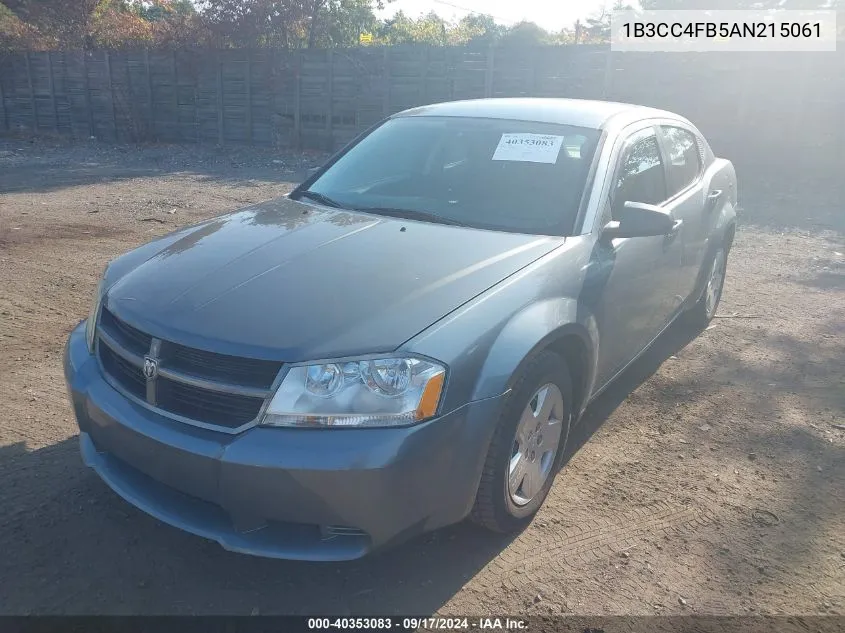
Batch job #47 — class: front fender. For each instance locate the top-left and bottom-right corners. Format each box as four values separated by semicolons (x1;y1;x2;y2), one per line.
401;237;598;416
470;298;598;406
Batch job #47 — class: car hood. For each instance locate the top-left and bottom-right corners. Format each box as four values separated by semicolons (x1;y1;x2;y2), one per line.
105;197;561;361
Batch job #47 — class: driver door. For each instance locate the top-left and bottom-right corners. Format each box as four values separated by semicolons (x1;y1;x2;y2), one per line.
591;126;683;387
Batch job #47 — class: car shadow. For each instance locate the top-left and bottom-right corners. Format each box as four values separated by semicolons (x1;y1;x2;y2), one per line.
0;319;703;616
566;318;702;460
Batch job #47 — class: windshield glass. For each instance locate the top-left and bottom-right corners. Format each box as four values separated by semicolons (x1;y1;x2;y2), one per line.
298;116;601;235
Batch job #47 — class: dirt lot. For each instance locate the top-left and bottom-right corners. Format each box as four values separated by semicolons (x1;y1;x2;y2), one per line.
0;137;843;617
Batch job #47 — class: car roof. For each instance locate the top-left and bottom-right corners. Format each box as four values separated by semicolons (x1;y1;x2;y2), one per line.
393;98;681;130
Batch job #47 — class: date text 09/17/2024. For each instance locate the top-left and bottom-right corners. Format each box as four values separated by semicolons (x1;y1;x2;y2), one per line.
306;617;531;631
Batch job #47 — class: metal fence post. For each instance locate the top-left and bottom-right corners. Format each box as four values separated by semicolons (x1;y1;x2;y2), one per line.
245;49;253;145
83;52;94;137
528;47;538;96
0;56;10;132
294;49;302;150
217;50;225;145
171;49;179;141
144;49;156;141
24;52;38;132
105;51;118;141
125;50;136;141
193;51;199;143
421;46;430;105
602;46;614;100
484;46;495;98
325;49;334;149
47;52;59;133
382;47;390;117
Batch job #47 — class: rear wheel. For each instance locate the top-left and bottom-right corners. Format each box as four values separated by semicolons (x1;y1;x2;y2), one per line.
470;351;573;533
684;243;729;330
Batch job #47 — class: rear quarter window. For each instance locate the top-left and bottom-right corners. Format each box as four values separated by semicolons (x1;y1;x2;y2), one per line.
660;126;702;196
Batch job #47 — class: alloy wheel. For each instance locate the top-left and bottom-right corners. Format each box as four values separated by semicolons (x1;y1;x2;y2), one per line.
508;383;565;506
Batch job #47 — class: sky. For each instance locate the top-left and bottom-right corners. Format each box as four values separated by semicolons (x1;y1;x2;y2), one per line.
376;0;614;32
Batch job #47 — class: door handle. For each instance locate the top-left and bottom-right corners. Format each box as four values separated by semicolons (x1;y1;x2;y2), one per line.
667;219;683;237
663;219;683;251
706;189;723;210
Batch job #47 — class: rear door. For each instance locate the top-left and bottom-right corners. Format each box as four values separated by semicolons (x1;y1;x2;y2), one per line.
656;124;709;307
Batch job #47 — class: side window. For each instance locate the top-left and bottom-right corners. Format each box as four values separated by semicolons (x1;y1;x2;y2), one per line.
660;126;701;196
612;130;666;217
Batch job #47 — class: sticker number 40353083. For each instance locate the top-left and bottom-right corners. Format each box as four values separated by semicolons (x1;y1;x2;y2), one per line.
492;133;565;164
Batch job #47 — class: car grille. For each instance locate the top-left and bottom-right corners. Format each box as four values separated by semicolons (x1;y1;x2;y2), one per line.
95;307;283;432
100;307;152;356
164;340;281;389
99;343;147;400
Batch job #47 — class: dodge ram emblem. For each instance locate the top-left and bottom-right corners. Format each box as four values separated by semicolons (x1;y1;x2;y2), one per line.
143;356;158;380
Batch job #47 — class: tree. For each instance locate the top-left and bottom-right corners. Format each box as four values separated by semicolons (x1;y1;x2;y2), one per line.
549;27;579;45
309;0;384;48
142;0;212;47
579;1;634;44
407;11;450;45
375;10;412;44
376;10;451;45
4;0;662;50
89;0;153;48
200;0;389;48
0;2;48;50
449;14;505;46
500;21;552;46
2;0;102;47
582;11;611;43
200;0;298;47
138;0;196;22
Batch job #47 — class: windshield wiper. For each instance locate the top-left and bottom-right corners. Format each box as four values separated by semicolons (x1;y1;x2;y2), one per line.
296;190;346;209
354;206;469;227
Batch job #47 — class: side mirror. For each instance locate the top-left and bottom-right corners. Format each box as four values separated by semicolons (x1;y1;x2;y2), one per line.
602;201;675;240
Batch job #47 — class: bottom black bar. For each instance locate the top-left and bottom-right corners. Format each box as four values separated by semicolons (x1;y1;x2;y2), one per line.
1;616;843;633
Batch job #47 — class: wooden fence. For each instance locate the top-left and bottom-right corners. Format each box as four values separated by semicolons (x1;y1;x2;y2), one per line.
0;45;843;162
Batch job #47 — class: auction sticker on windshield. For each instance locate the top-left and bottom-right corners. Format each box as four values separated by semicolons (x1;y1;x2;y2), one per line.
492;133;565;164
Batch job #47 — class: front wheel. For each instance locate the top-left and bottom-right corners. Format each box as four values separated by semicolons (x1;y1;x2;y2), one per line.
470;351;573;533
683;244;729;330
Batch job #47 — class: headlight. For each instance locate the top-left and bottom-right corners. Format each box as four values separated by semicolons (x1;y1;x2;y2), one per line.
261;356;446;428
85;268;108;354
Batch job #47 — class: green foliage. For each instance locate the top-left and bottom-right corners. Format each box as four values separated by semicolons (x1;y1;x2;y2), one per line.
377;10;449;45
316;0;383;48
0;0;622;50
500;21;552;46
2;0;101;47
374;13;586;47
0;1;50;50
450;14;505;46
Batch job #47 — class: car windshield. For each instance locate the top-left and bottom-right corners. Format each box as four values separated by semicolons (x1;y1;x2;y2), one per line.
297;116;601;236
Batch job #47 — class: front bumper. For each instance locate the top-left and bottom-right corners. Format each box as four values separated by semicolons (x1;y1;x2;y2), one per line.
64;322;504;561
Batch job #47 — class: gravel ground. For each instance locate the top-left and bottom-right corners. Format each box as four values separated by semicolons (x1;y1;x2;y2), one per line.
0;137;843;617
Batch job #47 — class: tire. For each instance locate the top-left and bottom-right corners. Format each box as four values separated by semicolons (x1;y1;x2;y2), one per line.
470;350;573;533
683;241;730;331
